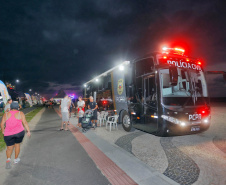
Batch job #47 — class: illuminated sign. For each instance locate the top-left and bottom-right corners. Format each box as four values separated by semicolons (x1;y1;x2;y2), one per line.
167;60;202;71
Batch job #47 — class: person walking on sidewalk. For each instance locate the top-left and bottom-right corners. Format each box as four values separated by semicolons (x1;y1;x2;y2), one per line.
88;96;98;128
0;102;31;169
77;96;85;127
59;95;70;131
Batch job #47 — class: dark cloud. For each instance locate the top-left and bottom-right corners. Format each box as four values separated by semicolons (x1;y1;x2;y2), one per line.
0;0;226;98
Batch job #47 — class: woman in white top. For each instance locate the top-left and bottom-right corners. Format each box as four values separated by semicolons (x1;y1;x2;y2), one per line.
4;99;12;113
77;96;85;127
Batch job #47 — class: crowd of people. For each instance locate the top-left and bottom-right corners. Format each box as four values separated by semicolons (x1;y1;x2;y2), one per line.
59;95;98;130
0;94;98;169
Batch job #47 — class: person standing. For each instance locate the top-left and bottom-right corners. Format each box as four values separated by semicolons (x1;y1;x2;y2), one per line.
77;96;85;127
0;102;31;169
4;99;12;113
69;97;75;118
88;96;98;128
59;95;70;131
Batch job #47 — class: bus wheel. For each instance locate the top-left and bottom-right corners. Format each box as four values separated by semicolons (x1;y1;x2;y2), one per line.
122;111;132;132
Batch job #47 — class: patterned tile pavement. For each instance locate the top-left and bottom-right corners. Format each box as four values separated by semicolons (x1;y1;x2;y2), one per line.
115;132;145;154
160;138;200;185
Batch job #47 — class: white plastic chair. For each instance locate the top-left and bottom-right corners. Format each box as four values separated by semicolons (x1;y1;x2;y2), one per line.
103;111;108;125
97;112;101;126
106;115;119;132
99;111;106;127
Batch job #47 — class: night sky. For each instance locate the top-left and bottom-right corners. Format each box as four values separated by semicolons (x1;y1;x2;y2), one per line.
0;0;226;98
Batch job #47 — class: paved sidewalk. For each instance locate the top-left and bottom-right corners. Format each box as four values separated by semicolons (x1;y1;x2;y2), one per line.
1;108;109;185
68;115;178;185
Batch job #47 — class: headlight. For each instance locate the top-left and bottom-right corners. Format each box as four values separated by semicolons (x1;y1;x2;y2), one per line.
180;122;186;127
203;118;209;124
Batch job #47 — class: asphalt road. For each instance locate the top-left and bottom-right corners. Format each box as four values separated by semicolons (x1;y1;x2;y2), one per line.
21;106;38;114
0;106;37;117
3;108;109;185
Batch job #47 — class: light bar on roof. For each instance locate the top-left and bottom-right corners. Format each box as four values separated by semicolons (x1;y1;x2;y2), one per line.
162;47;185;55
174;48;185;52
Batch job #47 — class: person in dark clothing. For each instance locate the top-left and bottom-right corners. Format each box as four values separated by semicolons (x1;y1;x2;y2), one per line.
88;96;98;128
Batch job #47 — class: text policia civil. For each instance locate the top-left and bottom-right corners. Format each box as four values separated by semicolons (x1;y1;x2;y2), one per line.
166;60;202;71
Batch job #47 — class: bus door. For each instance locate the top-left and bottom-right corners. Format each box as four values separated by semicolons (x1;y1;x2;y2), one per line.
142;74;158;133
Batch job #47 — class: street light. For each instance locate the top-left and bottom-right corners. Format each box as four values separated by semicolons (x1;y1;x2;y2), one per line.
29;89;32;92
16;79;20;83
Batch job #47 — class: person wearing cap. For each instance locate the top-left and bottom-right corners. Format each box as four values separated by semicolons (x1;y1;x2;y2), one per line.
4;99;12;113
1;102;31;169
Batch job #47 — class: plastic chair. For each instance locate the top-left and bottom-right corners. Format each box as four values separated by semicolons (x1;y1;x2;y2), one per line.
97;112;101;126
106;115;119;132
99;111;106;127
103;111;108;125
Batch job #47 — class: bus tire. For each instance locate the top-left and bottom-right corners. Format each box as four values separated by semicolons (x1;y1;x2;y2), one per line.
122;111;132;132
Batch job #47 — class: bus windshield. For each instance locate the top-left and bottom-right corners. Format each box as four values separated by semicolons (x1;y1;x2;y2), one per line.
160;67;208;107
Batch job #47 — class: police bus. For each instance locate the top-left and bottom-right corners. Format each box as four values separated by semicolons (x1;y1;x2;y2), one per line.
83;47;223;136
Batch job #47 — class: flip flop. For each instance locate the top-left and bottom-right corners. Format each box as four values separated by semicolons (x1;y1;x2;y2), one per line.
64;129;69;131
59;128;64;131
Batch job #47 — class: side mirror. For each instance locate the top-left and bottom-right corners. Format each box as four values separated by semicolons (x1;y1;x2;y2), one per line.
169;66;178;86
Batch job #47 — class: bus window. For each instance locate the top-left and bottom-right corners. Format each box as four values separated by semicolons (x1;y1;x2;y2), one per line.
135;77;143;101
136;58;154;77
160;68;208;107
144;75;156;107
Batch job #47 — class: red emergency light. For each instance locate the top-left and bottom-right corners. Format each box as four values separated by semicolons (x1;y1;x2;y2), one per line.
197;61;202;65
162;47;185;56
198;106;210;116
174;48;185;52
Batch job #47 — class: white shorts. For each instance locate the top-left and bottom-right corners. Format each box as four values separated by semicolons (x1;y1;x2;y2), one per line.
62;112;69;122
